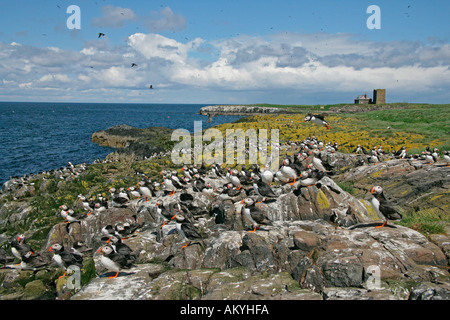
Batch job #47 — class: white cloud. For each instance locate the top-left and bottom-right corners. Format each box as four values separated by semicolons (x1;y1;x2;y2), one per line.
92;5;138;28
127;33;204;64
0;31;448;103
142;6;187;32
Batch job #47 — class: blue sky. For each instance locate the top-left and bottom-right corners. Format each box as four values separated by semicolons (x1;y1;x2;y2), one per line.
0;0;449;104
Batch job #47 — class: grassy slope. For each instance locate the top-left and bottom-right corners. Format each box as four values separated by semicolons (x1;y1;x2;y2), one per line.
242;103;450;152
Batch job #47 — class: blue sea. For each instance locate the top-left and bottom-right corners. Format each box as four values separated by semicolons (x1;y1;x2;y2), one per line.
0;102;242;184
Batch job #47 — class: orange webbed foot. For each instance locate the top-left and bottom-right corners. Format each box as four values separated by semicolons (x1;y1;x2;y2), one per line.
181;241;191;249
375;221;387;228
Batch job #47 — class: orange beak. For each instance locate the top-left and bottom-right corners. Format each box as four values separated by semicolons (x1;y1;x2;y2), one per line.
96;247;103;253
302;119;305;123
240;199;244;204
370;187;375;194
48;247;53;252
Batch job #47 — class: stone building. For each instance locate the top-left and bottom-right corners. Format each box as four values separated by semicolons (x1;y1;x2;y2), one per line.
354;89;386;104
373;89;386;104
354;93;372;104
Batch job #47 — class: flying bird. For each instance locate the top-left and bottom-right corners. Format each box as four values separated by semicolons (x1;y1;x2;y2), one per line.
98;33;105;38
303;113;332;130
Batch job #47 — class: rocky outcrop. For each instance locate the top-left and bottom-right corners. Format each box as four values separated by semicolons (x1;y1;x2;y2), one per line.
68;217;449;300
199;105;293;116
35;173;447;300
91;124;174;160
198;103;422;116
337;158;450;212
1;151;449;300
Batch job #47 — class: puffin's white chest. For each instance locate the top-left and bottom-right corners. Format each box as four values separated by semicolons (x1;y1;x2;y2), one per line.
140;186;151;197
370;197;384;219
175;222;187;240
230;175;241;186
11;247;21;260
312;157;326;171
281;166;296;179
242;208;257;225
52;254;65;269
262;171;273;184
100;255;120;272
311;117;324;126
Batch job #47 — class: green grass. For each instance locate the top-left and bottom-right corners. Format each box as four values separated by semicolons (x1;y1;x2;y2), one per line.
335;181;356;195
397;207;450;235
337;104;450;148
247;103;349;112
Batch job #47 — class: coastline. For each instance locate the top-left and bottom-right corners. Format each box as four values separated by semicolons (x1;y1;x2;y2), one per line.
0;103;449;301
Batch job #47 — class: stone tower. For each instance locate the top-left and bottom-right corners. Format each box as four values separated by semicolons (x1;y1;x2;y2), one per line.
373;89;386;104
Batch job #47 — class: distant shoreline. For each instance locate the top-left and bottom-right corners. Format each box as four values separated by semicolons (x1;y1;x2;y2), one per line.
199;102;441;116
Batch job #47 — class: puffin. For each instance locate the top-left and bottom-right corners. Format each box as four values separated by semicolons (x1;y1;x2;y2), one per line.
48;243;83;278
101;224;120;240
20;251;49;270
97;244;135;279
229;169;242;190
70;241;93;258
62;209;85;223
280;158;298;185
421;151;434;164
260;165;274;186
370;186;402;228
136;180;152;201
303;113;332;129
223;183;242;197
442;151;450;166
351;145;367;154
171;213;203;249
298;170;323;187
103;235;137;262
162;175;178;196
10;234;36;263
368;149;379;165
109;187;130;207
252;180;278;200
126;186;141;200
240;197;272;232
395;146;407;159
310;149;329;172
155;200;177;228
